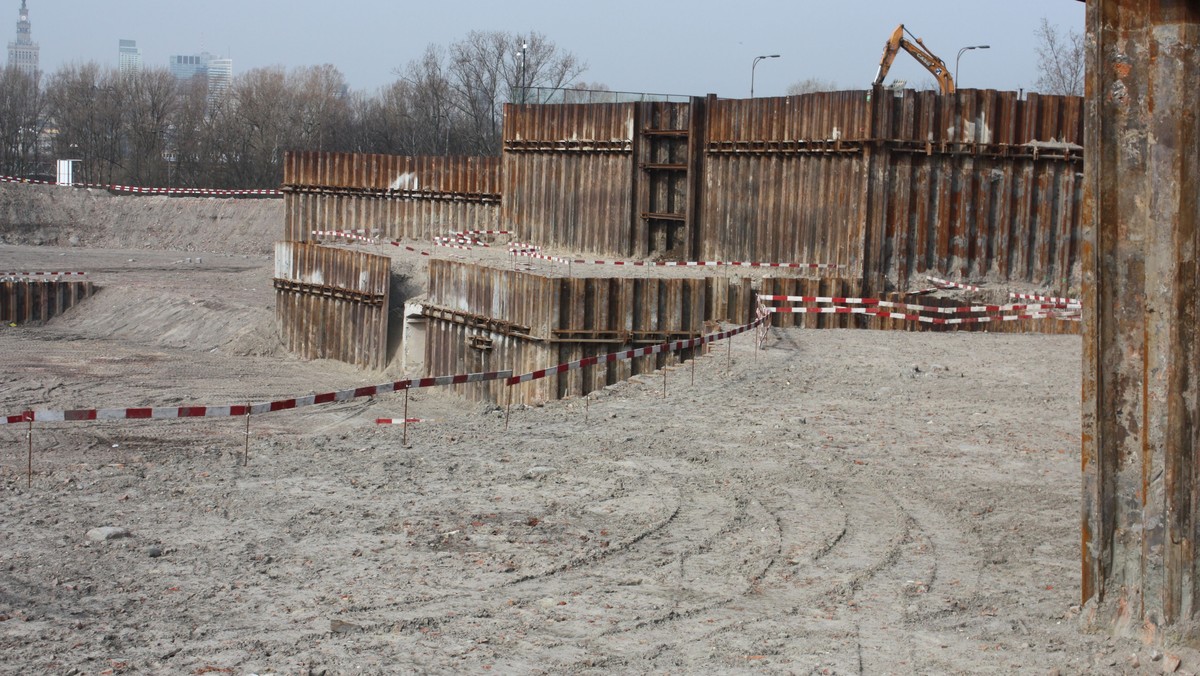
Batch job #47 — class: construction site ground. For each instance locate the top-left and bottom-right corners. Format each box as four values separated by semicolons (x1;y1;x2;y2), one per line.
0;187;1193;674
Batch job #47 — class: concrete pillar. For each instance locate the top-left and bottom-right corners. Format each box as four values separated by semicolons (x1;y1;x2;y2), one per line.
1082;0;1200;640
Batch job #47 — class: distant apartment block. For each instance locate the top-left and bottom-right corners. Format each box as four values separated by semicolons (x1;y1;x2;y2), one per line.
170;52;214;81
207;57;233;101
118;38;141;74
6;0;39;78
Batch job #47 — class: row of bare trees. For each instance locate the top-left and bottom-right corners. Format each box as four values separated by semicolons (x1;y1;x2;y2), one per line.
0;30;586;189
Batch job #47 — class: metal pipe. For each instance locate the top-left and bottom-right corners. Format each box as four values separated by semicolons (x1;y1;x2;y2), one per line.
954;45;990;88
750;55;780;98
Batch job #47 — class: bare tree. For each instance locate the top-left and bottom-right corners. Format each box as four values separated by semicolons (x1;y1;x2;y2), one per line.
10;30;588;189
1034;17;1084;96
46;64;128;184
398;31;586;155
350;80;420;156
398;46;456;156
0;66;45;176
123;69;178;185
787;78;839;95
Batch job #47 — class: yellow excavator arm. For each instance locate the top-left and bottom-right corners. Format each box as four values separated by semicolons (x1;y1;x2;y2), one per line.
873;24;956;94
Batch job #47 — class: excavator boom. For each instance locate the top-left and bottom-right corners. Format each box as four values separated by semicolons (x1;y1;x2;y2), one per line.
873;24;956;94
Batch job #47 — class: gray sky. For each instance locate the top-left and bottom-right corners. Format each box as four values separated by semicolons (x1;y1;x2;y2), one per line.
19;1;1085;97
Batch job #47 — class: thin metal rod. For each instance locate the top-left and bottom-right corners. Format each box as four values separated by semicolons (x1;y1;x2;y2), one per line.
243;402;251;467
505;384;512;431
585;393;589;422
663;368;668;399
26;413;33;489
691;350;696;386
403;389;410;446
727;334;732;375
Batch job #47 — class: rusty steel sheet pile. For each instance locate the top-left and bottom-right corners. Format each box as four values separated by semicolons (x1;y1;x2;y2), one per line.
502;103;641;258
277;87;1086;373
496;90;1083;297
282;152;501;243
273;241;390;370
1;279;95;325
1082;0;1200;634
422;259;756;405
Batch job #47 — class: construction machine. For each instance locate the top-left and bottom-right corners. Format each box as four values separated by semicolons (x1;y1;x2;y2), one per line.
873;24;955;94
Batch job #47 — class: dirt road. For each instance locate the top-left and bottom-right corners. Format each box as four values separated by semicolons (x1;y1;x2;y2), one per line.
3;238;1187;674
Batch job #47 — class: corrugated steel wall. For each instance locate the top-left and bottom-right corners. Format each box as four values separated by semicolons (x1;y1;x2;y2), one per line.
501;89;1084;296
501;103;637;255
1;280;95;324
282;152;501;242
273;241;390;369
863;90;1083;291
277;89;1084;373
423;260;756;405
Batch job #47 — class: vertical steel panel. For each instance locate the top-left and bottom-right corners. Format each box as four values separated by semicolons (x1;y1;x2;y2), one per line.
0;280;94;324
274;241;390;370
282;152;501;242
1082;0;1200;633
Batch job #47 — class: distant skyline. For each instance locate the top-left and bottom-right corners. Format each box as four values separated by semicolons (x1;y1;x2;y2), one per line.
17;1;1085;97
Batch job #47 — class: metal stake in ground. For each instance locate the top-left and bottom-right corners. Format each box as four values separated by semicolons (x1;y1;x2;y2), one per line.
26;411;33;489
727;334;732;376
505;380;513;431
403;388;410;446
243;402;251;467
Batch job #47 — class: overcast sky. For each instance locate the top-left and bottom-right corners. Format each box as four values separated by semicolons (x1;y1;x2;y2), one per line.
16;1;1085;97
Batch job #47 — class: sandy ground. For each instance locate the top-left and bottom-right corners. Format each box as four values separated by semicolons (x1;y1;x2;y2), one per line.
0;186;1193;674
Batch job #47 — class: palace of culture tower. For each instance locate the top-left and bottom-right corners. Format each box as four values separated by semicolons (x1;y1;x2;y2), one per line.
7;0;39;77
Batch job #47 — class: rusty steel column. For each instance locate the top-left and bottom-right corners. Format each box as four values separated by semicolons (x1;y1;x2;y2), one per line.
1082;0;1200;639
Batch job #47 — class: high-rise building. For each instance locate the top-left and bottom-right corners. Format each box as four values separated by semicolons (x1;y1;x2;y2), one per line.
169;52;213;81
6;0;39;78
118;39;141;75
207;57;233;102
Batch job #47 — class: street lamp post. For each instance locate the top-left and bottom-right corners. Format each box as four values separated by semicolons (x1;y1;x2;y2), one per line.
954;45;990;88
517;40;529;104
750;54;781;98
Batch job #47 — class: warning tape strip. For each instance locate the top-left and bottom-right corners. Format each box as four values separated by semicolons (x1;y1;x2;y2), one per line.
3;271;88;277
508;245;841;270
0;369;512;426
757;295;1078;315
375;418;435;425
765;306;1080;324
389;241;431;256
311;230;376;244
1009;291;1080;306
1;174;281;197
507;316;765;386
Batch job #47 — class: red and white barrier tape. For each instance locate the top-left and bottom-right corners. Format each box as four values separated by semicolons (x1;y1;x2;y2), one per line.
0;369;513;426
757;295;1078;315
388;241;431;256
508;244;841;270
1009;291;1080;307
3;271;87;277
1;174;281;197
311;230;376;244
765;306;1080;324
434;240;474;251
507;316;765;386
375;418;435;425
